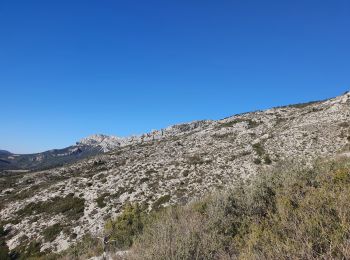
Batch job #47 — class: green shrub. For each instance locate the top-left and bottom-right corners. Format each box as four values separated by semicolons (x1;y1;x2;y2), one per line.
216;118;259;129
264;154;272;164
252;142;265;157
289;100;320;109
61;234;103;259
186;155;205;165
131;191;248;260
152;195;171;211
43;224;63;242
0;225;6;237
238;161;350;259
139;177;149;183
0;242;9;260
14;158;350;260
16;194;85;220
132;206;217;260
182;170;190;177
339;122;350;128
333;168;350;184
130;158;350;260
11;241;45;260
105;203;146;250
96;193;110;208
0;225;9;260
253;158;261;165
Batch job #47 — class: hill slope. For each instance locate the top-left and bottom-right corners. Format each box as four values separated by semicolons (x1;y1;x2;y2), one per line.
0;92;350;256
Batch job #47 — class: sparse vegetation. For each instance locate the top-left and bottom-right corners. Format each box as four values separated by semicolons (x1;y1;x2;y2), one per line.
264;154;272;164
96;193;110;208
217;118;260;129
1;93;350;258
11;241;46;260
139;177;150;183
16;194;85;220
186;155;205;165
105;203;146;250
43;223;63;242
61;234;103;259
182;170;190;177
93;160;105;166
339;122;350;128
251;142;272;164
288;100;321;109
252;142;265;157
127;157;350;260
0;225;10;260
152;194;171;210
253;158;262;164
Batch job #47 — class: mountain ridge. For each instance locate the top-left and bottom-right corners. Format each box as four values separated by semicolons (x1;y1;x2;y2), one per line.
0;120;212;171
2;92;349;171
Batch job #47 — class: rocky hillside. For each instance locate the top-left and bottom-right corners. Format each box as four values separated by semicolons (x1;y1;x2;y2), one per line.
1;92;350;255
0;122;211;171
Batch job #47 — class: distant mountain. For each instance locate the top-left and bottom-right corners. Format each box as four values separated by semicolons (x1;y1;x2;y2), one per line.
0;150;11;156
0;134;124;171
0;145;102;171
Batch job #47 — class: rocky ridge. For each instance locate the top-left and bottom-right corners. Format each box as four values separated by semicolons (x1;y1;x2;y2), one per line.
0;122;211;171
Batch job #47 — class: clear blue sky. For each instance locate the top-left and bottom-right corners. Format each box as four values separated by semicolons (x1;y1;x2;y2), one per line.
1;1;349;153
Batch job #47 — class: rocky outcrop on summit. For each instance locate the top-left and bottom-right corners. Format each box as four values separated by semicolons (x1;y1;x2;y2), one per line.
1;92;350;254
77;134;124;152
78;121;212;152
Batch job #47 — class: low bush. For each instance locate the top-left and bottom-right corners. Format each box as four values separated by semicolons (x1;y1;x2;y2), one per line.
11;241;46;260
129;158;350;260
16;194;85;220
152;194;171;211
104;203;146;250
0;241;9;260
60;233;103;259
51;194;85;220
253;158;261;164
20;157;350;260
264;154;272;164
43;224;63;242
0;225;10;260
216;118;259;129
186;155;205;165
252;142;265;157
96;193;110;208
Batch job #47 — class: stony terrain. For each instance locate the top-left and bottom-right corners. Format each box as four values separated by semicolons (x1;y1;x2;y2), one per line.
1;92;350;254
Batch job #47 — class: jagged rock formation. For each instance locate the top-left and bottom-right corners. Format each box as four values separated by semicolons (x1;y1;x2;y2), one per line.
1;92;350;254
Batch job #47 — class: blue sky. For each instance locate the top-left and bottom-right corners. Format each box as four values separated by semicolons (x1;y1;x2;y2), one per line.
1;0;349;153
